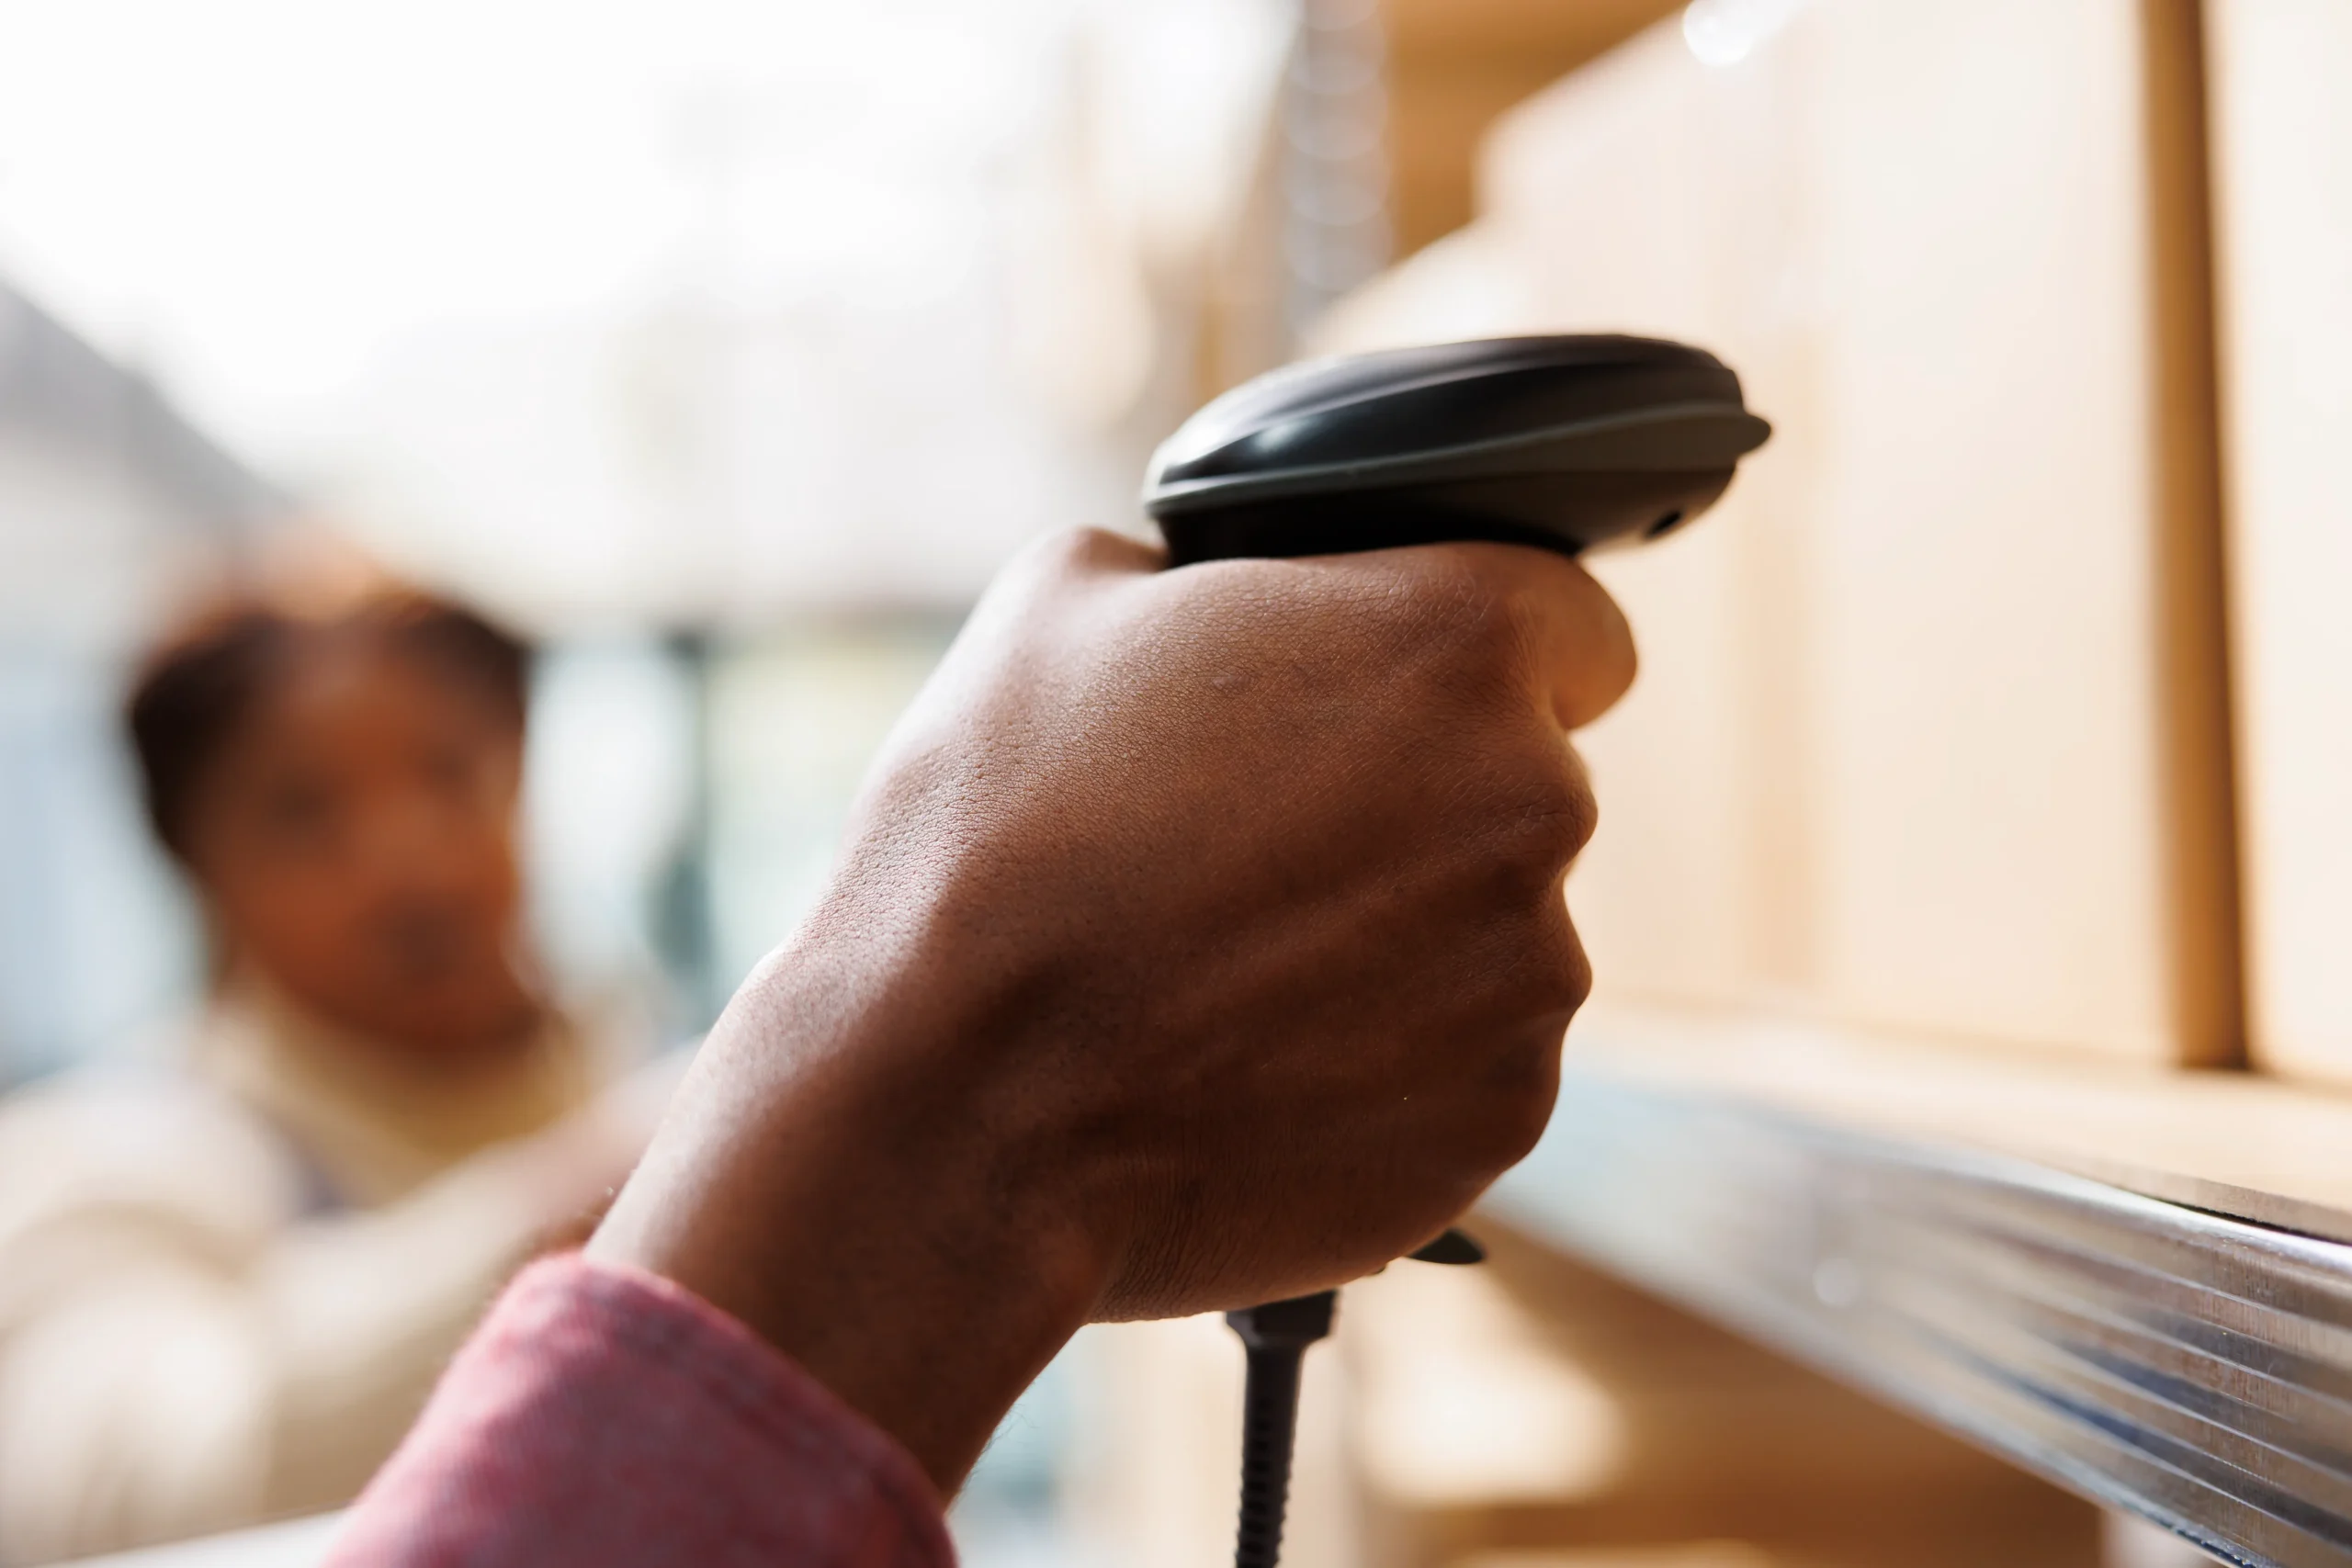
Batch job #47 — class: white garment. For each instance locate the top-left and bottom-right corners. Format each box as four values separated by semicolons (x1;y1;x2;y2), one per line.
0;985;669;1565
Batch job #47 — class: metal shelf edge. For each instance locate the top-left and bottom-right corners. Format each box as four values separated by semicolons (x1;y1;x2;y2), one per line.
1490;1063;2352;1568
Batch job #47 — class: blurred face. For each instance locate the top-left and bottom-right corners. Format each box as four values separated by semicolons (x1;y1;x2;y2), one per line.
184;637;538;1061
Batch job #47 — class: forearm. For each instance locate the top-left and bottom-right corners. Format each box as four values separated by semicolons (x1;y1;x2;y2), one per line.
587;944;1104;1491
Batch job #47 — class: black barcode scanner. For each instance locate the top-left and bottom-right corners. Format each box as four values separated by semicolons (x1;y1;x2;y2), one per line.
1140;333;1770;1568
1145;333;1769;566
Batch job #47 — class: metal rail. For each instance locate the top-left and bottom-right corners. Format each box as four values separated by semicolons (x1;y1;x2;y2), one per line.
1491;1065;2352;1568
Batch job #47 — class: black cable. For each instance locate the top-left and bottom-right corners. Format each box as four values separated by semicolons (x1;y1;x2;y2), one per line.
1234;1344;1304;1568
1225;1291;1335;1568
1221;1233;1484;1567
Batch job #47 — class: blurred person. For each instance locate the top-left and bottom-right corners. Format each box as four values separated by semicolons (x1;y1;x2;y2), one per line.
0;575;669;1564
316;530;1637;1566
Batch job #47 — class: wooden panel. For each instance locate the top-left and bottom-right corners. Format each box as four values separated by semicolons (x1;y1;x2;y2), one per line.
1376;0;1683;254
1783;0;2231;1064
2205;1;2352;1086
1381;0;1681;61
1563;996;2352;1231
1386;62;1587;254
1323;2;2234;1065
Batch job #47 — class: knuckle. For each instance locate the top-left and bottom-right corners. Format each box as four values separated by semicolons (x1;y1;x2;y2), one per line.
1540;763;1601;855
1468;585;1543;682
1495;1077;1560;1168
1487;753;1600;886
1467;925;1585;1174
1470;1030;1565;1174
1515;901;1591;1017
1398;553;1526;677
1551;917;1595;1015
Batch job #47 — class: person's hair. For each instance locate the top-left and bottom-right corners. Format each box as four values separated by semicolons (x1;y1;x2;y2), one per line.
126;585;531;863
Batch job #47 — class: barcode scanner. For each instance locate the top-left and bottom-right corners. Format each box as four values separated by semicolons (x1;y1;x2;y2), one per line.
1140;333;1770;1568
1145;333;1770;566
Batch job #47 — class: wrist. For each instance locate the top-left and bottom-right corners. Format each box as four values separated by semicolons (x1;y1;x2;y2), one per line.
588;941;1106;1492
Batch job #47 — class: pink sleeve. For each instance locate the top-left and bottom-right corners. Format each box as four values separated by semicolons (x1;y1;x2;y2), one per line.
325;1255;956;1568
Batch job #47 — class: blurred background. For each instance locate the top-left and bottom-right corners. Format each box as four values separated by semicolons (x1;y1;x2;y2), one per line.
0;0;1306;1079
6;0;2350;1564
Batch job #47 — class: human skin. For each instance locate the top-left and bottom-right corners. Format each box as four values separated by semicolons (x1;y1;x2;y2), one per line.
591;528;1636;1494
182;643;543;1064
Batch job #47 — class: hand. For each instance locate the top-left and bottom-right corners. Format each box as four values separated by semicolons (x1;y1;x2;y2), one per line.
591;528;1635;1490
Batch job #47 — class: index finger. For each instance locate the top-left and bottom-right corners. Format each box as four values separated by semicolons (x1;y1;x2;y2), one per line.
1449;542;1638;730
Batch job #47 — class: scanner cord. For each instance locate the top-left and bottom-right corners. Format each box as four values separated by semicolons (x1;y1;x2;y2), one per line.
1223;1235;1479;1565
1227;1289;1338;1568
1234;1341;1306;1568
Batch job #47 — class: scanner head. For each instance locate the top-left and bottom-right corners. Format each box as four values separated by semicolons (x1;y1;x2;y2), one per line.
1142;334;1770;565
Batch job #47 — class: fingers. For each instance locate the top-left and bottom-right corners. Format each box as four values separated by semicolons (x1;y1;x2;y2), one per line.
1359;541;1631;731
1241;536;1635;730
1026;525;1636;730
1469;544;1637;731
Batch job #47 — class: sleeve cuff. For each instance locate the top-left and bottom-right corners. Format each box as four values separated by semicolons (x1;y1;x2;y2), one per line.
327;1253;955;1568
